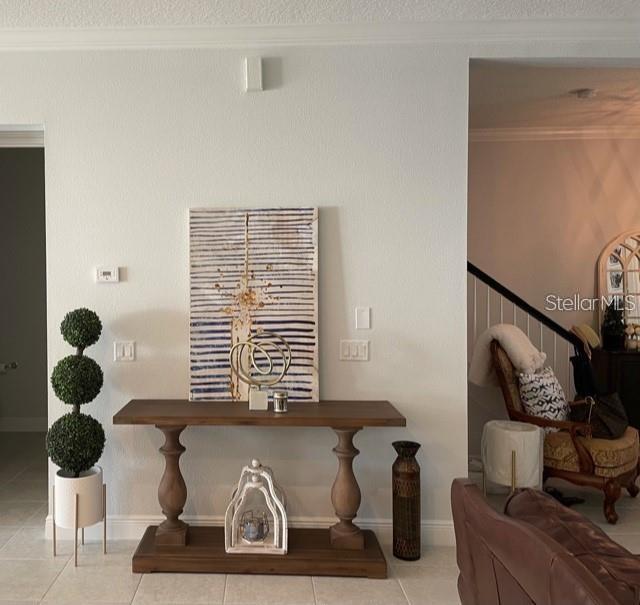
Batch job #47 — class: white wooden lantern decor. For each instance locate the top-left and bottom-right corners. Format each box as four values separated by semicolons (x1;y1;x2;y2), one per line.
225;459;287;555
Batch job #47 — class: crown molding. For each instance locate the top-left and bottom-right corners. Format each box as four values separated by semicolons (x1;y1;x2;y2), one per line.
469;126;640;142
0;19;638;50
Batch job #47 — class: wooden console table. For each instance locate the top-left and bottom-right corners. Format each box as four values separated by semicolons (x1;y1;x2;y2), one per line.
113;399;406;578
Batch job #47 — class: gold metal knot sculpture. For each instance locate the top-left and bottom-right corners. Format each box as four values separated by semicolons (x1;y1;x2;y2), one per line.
229;332;292;404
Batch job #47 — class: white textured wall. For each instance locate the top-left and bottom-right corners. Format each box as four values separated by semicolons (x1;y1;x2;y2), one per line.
1;46;468;534
0;0;637;28
1;36;638;541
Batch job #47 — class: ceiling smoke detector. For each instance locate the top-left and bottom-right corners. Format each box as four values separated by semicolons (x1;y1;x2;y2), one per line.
569;88;597;100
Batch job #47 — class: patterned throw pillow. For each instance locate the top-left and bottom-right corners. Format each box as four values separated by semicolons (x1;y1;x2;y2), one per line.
517;367;569;431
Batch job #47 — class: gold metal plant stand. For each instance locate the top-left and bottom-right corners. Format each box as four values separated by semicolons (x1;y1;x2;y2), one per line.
52;483;107;567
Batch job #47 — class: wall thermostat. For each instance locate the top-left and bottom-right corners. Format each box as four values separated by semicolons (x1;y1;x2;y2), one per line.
96;266;120;283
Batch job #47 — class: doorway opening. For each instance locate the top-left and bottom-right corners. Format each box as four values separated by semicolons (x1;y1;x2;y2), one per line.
0;126;48;524
467;59;640;540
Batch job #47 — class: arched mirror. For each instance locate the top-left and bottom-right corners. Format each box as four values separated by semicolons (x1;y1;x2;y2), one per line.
598;230;640;326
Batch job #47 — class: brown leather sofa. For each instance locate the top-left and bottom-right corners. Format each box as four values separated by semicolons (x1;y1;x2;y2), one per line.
451;478;640;605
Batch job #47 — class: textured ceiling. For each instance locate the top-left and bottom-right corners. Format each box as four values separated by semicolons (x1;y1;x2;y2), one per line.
0;0;638;28
470;60;640;129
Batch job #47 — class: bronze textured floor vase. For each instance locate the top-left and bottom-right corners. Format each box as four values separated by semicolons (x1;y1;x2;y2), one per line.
392;441;421;560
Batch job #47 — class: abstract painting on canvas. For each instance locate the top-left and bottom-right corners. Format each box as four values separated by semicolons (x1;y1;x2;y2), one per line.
189;207;319;402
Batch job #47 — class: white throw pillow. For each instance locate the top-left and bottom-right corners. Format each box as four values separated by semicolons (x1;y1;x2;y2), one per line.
518;367;569;431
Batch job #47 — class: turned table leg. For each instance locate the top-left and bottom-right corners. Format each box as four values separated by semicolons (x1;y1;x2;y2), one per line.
155;425;188;546
330;427;364;550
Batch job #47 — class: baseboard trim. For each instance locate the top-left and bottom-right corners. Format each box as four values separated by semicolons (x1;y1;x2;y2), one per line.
0;416;47;432
45;514;455;546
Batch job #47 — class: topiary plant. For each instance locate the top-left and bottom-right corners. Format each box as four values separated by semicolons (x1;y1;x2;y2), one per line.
61;307;102;352
51;355;103;410
46;308;106;477
602;298;626;351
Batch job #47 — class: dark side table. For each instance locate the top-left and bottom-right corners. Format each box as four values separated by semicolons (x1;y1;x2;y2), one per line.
591;349;640;429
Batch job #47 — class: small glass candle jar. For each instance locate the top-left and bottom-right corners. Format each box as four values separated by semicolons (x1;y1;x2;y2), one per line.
241;510;269;543
273;391;288;413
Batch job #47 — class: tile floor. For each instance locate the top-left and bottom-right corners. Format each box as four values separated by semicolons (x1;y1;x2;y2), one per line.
1;434;639;604
0;433;460;605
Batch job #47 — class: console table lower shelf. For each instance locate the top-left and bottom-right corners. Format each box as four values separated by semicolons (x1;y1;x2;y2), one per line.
133;526;386;578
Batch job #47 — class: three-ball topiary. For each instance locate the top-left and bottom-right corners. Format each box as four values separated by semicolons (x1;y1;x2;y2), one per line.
46;308;106;477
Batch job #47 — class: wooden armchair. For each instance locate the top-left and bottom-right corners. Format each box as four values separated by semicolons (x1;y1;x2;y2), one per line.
490;340;640;524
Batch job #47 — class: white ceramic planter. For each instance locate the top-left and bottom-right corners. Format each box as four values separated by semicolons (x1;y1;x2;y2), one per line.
54;466;104;529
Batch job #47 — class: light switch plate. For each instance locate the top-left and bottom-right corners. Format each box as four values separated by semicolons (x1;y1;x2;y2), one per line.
355;306;371;330
96;266;119;283
339;339;369;361
114;341;135;361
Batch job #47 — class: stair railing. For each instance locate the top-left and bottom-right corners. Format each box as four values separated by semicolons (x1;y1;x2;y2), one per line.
468;261;585;399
